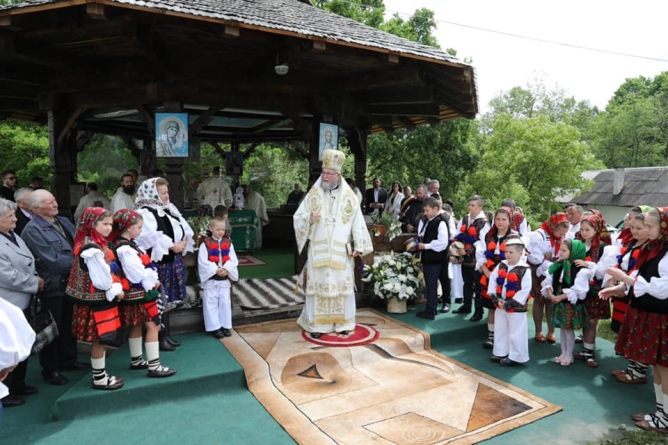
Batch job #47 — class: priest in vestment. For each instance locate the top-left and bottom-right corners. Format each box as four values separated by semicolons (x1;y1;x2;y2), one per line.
197;166;233;209
294;149;373;337
243;187;269;249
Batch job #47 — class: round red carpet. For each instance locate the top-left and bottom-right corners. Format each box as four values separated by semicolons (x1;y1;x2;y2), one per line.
301;324;379;347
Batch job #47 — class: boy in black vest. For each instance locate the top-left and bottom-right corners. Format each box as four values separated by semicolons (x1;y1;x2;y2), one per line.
416;197;450;320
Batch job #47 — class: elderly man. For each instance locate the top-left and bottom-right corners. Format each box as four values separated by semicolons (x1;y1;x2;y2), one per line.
197;166;233;209
21;190;85;386
565;203;584;239
428;180;440;197
110;174;135;213
294;149;373;338
13;188;33;235
74;183;110;221
243;185;269;249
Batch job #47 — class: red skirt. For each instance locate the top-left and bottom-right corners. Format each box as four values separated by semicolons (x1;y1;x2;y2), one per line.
616;306;668;366
119;303;152;327
584;290;611;320
530;264;546;300
72;304;99;342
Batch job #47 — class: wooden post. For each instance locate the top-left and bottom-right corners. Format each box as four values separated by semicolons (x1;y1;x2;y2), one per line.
48;109;79;217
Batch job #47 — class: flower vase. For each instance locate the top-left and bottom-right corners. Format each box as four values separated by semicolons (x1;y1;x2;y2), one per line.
386;297;407;314
374;224;387;238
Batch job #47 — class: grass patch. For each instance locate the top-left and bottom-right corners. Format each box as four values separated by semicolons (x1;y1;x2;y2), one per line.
592;430;668;444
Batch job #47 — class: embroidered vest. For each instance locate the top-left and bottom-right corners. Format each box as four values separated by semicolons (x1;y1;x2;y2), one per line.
552;263;584;304
112;238;152;304
629;244;668;313
420;214;448;264
66;239;116;306
483;230;519;271
457;215;487;265
142;207;177;264
493;262;529;313
203;236;232;281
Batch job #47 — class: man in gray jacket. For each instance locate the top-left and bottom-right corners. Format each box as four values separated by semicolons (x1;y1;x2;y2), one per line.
21;190;86;386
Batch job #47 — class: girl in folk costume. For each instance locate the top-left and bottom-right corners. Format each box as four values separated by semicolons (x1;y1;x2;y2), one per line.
475;207;519;350
542;239;593;366
385;181;404;220
109;209;176;378
66;208;125;390
134;177;194;352
197;216;239;339
572;213;611;368
522;212;570;344
604;208;668;433
601;213;650;384
486;238;532;367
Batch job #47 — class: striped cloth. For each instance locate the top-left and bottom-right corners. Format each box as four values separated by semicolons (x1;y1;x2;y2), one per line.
233;275;305;309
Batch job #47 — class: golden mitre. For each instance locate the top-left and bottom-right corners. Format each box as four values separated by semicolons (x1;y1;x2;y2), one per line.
321;149;345;171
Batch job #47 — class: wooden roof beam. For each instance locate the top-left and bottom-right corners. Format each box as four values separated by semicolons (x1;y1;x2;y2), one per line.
359;87;434;105
366;103;440;118
87;3;107;21
397;116;416;129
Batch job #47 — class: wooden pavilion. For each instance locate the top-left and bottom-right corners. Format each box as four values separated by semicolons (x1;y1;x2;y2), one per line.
0;0;478;210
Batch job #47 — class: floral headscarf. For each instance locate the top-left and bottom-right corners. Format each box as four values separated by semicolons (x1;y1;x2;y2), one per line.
109;209;141;242
548;239;586;286
577;213;609;262
587;209;611;245
135;177;183;218
636;207;668;270
74;207;110;248
539;212;569;252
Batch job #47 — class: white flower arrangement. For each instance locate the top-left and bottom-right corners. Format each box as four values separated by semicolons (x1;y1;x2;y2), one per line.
186;216;210;250
370;211;402;241
362;252;424;300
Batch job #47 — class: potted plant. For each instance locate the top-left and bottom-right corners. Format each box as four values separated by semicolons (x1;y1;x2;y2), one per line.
369;212;402;243
362;252;424;313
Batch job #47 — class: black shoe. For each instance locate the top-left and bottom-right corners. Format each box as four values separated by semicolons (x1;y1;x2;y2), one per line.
416;310;435;320
59;362;90;372
210;329;225;339
310;332;322;339
454;297;463;304
440;303;451;314
166;336;181;347
500;358;518;367
490;355;506;362
1;395;26;407
13;385;38;396
91;376;124;391
42;371;68;386
222;328;232;337
453;306;471;314
575;334;583;344
129;360;149;370
483;339;494;349
159;337;176;352
338;331;349;335
469;313;483;322
147;367;178;378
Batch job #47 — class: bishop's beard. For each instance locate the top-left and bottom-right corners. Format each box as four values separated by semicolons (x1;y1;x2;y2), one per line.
320;178;340;191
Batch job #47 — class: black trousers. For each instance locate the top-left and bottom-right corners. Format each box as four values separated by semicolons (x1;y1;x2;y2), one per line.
439;261;451;304
461;265;482;312
4;359;28;394
39;295;79;375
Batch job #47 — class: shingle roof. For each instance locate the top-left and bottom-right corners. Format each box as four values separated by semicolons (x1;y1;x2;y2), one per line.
572;167;668;207
1;0;468;67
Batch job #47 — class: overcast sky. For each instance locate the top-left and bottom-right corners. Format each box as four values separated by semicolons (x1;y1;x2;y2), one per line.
382;0;668;114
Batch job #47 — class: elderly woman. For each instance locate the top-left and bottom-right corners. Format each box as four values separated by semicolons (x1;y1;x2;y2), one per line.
134;178;194;351
0;198;43;408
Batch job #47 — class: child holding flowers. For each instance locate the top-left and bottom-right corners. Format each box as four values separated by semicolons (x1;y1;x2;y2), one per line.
486;238;531;367
197;216;239;338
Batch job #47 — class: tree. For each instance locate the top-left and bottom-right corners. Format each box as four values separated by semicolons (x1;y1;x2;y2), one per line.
467;115;604;225
0;119;50;187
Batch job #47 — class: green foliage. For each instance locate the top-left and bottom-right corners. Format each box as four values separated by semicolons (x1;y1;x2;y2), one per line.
314;0;385;29
0;119;50;188
77;135;138;196
468;114;604;224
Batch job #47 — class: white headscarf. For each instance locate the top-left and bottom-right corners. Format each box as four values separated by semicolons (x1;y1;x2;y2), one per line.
135;177;183;218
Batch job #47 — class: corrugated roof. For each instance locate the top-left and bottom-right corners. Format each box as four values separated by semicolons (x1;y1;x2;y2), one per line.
1;0;469;67
572;167;668;207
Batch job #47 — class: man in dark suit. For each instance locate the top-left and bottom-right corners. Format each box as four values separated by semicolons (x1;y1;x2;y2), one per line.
22;189;86;386
365;177;387;214
0;171;17;202
13;188;33;236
